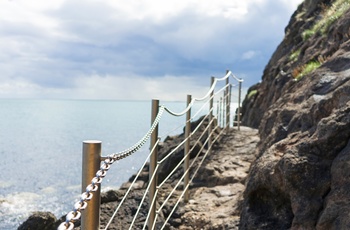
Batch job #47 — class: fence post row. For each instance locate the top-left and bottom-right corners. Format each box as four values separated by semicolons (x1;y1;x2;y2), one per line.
237;79;242;131
149;99;160;229
208;77;215;155
225;70;230;133
184;94;192;203
81;140;102;230
68;70;243;230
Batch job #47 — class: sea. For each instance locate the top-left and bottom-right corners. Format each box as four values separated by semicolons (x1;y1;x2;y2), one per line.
0;99;237;229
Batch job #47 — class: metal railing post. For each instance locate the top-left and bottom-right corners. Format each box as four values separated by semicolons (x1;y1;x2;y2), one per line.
220;97;223;128
237;79;242;131
229;84;232;127
81;140;101;230
208;77;214;155
225;70;230;132
149;99;159;229
184;94;192;203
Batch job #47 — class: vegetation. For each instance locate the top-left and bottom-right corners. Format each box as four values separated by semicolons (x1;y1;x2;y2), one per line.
289;49;301;63
302;0;350;40
292;60;322;81
247;90;258;99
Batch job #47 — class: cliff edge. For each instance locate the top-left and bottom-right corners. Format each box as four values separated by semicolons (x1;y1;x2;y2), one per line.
240;0;350;229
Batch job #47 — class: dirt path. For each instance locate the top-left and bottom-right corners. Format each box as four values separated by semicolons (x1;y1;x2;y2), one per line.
174;126;259;230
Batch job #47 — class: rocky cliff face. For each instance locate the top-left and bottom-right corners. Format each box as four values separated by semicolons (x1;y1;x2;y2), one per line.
240;0;350;229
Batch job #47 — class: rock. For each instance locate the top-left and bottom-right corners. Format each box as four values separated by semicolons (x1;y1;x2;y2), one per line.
173;127;259;230
101;190;124;204
239;0;350;229
17;211;57;230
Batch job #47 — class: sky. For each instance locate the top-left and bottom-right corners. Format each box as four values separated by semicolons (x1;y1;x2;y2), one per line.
0;0;303;101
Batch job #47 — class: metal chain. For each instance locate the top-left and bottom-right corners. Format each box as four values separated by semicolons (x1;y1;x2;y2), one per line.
57;106;165;230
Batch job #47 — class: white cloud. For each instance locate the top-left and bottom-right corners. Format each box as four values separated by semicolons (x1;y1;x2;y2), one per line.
242;51;258;60
0;74;214;101
0;0;304;100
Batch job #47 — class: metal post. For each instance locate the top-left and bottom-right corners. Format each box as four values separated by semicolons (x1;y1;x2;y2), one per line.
229;84;232;128
149;99;159;229
237;80;242;131
81;140;101;230
220;97;223;128
225;71;230;132
208;77;214;155
216;100;219;126
223;96;225;128
184;94;191;203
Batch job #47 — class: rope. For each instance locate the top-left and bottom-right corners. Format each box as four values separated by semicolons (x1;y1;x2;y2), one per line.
58;70;242;230
107;106;165;161
58;107;165;230
163;71;233;117
102;137;160;230
158;121;221;229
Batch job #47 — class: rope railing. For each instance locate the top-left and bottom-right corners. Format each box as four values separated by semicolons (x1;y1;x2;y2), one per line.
153;118;222;230
163;70;233;117
58;69;243;230
103;137;160;230
159;125;223;230
58;106;165;230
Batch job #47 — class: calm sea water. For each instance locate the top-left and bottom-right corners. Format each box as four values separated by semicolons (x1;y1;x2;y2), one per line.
0;99;236;229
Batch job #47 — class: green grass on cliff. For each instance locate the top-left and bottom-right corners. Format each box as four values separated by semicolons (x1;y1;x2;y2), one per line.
289;49;301;63
302;0;350;40
293;60;321;81
247;89;258;99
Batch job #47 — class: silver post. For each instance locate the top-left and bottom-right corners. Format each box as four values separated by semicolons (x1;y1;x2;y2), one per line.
229;84;232;127
81;140;101;230
208;77;214;155
216;100;219;126
237;80;242;131
184;94;191;203
149;99;159;229
225;71;230;132
220;97;223;128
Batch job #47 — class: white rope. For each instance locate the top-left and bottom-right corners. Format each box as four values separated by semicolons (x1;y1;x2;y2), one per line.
128;164;160;230
159;122;221;229
163;71;233;117
103;138;160;230
59;69;241;230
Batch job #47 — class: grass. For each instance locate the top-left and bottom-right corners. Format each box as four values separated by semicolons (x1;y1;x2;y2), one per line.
289;49;301;62
247;90;258;99
292;60;322;81
302;0;350;40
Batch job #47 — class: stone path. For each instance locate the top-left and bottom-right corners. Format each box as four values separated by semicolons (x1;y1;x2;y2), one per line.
17;126;259;230
174;127;259;230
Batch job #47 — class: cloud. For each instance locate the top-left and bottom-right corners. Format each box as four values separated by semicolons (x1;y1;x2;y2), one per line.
242;51;259;60
0;0;303;100
0;74;215;101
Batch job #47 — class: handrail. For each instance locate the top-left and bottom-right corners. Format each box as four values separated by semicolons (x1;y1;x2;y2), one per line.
103;137;161;230
58;69;243;230
163;70;235;116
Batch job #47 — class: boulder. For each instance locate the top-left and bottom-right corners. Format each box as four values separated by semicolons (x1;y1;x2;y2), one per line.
17;211;57;230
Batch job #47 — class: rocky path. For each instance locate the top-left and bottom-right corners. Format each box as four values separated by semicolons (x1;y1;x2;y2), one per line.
18;126;259;230
173;126;259;229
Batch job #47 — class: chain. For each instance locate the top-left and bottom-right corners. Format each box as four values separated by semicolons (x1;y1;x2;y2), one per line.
58;106;164;230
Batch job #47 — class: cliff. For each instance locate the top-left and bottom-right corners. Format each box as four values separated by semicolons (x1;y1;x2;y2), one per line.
240;0;350;229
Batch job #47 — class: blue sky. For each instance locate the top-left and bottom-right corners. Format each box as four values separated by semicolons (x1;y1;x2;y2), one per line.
0;0;303;101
